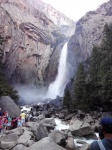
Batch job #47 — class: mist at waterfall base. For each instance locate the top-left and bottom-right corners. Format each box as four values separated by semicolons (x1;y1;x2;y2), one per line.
15;84;46;104
15;42;70;104
45;42;69;99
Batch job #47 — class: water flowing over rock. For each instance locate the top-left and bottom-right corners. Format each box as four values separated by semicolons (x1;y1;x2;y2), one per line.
46;43;68;99
0;0;75;87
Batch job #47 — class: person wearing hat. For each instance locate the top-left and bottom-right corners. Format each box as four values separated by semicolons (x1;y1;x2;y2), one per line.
90;117;112;150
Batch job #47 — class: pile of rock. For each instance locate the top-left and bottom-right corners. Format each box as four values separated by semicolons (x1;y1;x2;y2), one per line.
0;96;111;150
0;112;96;150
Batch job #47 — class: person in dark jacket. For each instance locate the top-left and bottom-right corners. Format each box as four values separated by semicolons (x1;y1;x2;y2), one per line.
90;117;112;150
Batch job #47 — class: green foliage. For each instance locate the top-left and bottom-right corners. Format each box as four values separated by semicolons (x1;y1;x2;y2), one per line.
64;23;112;112
63;89;71;110
86;23;112;111
73;63;89;111
0;35;19;102
0;74;19;101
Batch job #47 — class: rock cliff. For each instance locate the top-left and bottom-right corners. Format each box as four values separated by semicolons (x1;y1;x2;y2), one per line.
67;0;112;79
0;0;75;86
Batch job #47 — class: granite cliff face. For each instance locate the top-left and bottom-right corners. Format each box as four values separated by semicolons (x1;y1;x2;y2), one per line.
0;0;75;86
67;0;112;79
27;0;75;37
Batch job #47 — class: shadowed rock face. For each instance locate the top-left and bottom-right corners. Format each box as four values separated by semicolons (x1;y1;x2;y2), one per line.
0;0;75;86
67;0;112;79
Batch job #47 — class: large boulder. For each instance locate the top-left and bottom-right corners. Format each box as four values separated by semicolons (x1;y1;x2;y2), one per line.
69;119;94;136
0;96;21;117
0;133;19;142
65;136;76;150
5;128;24;136
48;130;67;145
27;122;48;141
17;130;35;147
27;137;66;150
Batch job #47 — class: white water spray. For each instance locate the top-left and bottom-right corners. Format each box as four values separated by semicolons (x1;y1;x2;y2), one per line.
46;42;68;99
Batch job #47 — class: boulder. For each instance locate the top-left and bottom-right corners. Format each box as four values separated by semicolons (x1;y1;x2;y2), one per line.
33;115;45;122
0;133;19;142
69;117;77;125
18;130;34;147
80;143;90;150
0;141;17;150
0;96;21;117
5;128;24;137
12;144;27;150
65;136;76;150
84;114;94;124
77;110;85;119
69;119;93;136
65;114;74;121
27;137;66;150
41;118;56;126
41;118;56;130
48;130;67;145
28;122;48;141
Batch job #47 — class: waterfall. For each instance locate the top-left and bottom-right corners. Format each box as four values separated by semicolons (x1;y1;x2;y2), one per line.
46;42;68;99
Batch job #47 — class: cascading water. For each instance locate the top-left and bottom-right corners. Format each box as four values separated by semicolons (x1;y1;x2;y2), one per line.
46;42;68;99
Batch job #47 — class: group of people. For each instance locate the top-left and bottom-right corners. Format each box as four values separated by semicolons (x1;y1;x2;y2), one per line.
0;108;34;134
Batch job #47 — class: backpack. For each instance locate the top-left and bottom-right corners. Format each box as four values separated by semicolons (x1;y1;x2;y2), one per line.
97;140;106;150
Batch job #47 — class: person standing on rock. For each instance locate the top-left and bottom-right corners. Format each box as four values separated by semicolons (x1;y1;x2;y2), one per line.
90;117;112;150
29;108;34;121
20;111;26;126
7;116;12;130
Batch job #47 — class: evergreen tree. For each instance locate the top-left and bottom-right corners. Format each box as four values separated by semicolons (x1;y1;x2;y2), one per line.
99;24;112;109
73;63;88;111
87;46;102;107
63;89;71;111
87;23;112;110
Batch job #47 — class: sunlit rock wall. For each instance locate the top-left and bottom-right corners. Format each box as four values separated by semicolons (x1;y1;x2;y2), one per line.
0;0;75;86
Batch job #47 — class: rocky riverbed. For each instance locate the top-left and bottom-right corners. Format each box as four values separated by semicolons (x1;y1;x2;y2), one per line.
0;96;112;150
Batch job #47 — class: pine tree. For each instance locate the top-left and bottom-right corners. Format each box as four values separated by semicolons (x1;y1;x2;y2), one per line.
87;24;112;110
73;63;88;111
99;24;112;109
63;89;71;111
88;46;102;107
